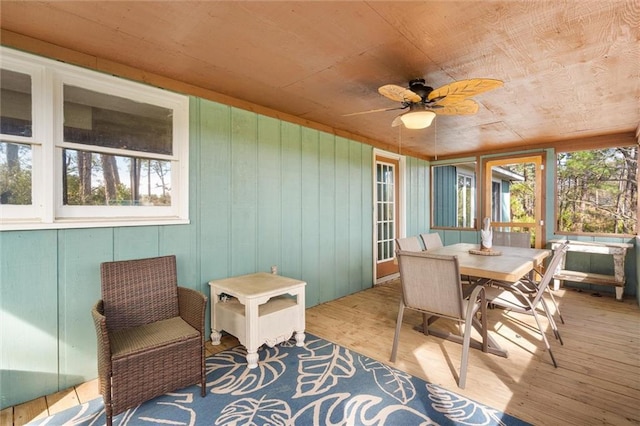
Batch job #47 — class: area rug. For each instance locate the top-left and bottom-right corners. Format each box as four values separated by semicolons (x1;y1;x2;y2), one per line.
29;334;529;425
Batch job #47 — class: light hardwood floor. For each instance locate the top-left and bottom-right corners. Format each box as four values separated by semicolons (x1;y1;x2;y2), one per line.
3;279;639;425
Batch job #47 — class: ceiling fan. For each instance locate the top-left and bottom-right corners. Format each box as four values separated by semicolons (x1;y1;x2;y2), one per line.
344;78;503;129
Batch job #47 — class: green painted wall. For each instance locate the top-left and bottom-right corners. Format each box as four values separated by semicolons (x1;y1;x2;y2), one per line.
432;165;457;227
0;97;382;409
405;156;430;237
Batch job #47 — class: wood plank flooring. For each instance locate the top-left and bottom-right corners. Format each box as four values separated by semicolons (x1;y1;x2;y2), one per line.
3;280;639;425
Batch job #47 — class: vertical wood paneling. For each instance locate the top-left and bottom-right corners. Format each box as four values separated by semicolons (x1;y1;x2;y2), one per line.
300;128;320;306
334;137;350;297
280;122;302;278
460;229;480;244
433;165;457;228
404;157;414;235
443;229;463;245
257;116;282;274
230;108;258;276
417;158;429;234
57;228;113;388
159;225;198;289
405;157;429;237
318;133;336;303
349;141;364;294
113;226;159;260
199;100;231;282
360;146;374;288
0;231;58;408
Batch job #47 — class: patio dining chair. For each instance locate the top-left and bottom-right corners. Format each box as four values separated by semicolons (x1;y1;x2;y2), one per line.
395;236;423;252
491;232;565;325
92;255;207;426
483;241;570;368
493;230;530;248
419;232;443;250
391;250;488;388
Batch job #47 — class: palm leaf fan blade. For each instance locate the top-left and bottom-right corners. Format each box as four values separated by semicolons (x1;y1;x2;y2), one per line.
378;84;422;103
434;99;479;115
427;79;503;101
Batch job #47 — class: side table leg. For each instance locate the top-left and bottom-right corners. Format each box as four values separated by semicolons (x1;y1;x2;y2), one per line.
246;349;259;369
210;330;222;345
295;331;306;347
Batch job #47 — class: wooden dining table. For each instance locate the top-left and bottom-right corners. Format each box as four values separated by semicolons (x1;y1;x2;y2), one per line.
428;243;551;282
412;242;551;357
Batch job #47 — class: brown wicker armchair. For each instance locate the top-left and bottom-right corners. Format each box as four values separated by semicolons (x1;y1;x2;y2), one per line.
91;255;207;426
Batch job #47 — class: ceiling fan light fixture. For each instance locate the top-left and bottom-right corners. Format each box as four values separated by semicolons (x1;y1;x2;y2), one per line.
400;107;436;129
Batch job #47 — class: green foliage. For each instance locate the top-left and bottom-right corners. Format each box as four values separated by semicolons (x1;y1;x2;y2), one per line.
0;164;31;204
557;147;637;234
0;142;32;205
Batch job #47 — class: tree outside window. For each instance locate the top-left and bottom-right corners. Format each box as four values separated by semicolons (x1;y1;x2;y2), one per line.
556;146;637;235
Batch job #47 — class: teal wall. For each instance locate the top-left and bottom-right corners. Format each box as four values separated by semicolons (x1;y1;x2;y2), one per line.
405;156;430;237
0;97;390;409
432;165;457;227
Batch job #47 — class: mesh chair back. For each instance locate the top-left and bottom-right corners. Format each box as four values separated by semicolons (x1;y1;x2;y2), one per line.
395;236;423;252
396;250;464;319
101;255;180;331
531;242;569;305
420;233;444;250
493;231;530;248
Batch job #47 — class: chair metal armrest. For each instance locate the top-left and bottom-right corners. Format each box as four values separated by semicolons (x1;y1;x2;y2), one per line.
177;287;207;333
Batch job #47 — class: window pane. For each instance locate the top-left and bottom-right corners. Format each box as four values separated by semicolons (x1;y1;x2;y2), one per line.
0;141;32;204
557;147;637;234
62;149;171;206
63;85;173;155
1;70;32;137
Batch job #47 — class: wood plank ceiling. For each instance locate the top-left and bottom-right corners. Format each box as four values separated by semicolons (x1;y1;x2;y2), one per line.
1;1;639;159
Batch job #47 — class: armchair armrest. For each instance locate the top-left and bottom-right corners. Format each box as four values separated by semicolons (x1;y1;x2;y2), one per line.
91;300;112;400
177;287;207;334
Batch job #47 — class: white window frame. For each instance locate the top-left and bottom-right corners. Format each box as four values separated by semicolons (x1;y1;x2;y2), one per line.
0;47;189;230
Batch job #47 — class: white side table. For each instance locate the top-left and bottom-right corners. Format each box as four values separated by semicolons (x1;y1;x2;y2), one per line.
209;272;306;368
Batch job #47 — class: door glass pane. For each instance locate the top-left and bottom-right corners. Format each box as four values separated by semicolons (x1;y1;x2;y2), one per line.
1;69;32;137
376;161;396;262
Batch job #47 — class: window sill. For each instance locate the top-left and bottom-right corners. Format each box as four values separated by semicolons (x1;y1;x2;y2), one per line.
0;217;190;231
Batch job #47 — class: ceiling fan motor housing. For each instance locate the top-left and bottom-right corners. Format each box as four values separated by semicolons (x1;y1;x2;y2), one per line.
408;79;433;102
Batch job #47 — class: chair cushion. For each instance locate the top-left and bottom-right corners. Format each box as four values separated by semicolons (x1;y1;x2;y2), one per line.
110;316;200;359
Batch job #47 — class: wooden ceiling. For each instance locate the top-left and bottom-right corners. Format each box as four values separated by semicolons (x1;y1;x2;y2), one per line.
1;1;639;159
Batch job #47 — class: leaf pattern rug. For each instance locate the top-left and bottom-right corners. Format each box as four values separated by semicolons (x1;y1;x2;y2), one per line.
29;334;529;425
